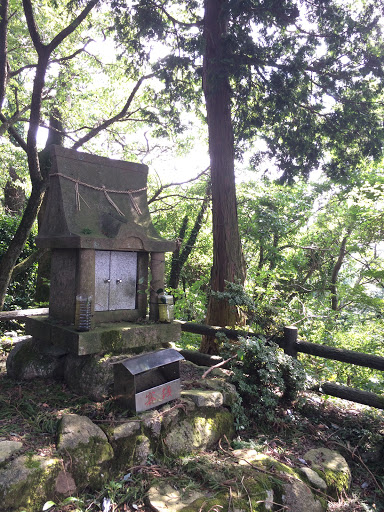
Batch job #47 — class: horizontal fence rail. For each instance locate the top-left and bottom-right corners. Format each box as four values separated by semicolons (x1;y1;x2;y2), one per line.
176;320;384;410
0;308;48;321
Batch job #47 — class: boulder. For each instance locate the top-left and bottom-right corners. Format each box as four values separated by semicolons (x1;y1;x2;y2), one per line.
304;448;351;497
282;477;325;512
6;337;65;380
148;483;205;512
0;454;61;511
57;414;114;489
0;440;23;466
163;408;234;457
181;389;223;408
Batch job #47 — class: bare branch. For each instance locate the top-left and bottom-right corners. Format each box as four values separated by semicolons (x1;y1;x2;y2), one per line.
148;166;210;204
22;0;43;53
72;73;155;150
0;104;30;137
12;248;49;278
48;0;100;53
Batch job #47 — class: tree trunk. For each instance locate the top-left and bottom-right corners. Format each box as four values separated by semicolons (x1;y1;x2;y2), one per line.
35;107;65;303
330;229;351;311
169;182;210;289
3;167;25;215
200;0;246;354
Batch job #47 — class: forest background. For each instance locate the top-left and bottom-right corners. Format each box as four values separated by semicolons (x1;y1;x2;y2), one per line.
0;0;384;395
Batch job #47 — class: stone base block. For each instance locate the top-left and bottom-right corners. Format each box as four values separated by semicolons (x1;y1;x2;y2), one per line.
25;316;181;356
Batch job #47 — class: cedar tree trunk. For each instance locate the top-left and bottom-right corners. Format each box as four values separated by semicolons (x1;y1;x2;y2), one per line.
200;0;246;354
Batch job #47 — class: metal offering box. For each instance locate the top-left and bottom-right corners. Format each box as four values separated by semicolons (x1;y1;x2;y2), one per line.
114;348;184;412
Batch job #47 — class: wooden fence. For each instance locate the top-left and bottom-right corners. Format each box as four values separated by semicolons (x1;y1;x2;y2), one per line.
1;309;383;409
176;321;384;410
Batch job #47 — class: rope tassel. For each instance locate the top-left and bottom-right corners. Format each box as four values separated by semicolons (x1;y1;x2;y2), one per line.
103;186;125;217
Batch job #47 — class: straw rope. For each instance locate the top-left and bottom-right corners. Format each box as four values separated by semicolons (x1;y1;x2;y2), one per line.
51;173;146;216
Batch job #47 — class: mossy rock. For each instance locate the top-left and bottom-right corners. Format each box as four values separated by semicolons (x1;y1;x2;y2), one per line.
0;454;62;512
6;337;65;380
162;408;235;457
304;448;351;498
57;414;114;489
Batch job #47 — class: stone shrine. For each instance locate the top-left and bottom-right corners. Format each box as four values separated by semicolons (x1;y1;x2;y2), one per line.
19;146;181;401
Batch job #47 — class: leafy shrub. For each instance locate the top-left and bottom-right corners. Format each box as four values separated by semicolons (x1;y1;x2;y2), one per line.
226;336;308;424
0;212;37;310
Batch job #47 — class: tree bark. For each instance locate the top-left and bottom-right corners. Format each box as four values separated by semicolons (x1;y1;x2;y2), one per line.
0;183;46;309
35;107;65;303
0;0;8;110
200;0;246;354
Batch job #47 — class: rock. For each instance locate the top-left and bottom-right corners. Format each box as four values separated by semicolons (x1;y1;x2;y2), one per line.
148;483;205;512
0;440;23;465
282;477;325;512
57;414;114;489
57;414;109;450
304;448;351;497
163;409;234;457
55;470;77;496
299;467;327;491
0;454;61;511
201;379;239;407
63;353;114;401
181;389;223;408
142;410;163;438
112;421;141;440
6;337;65;380
133;435;152;465
110;420;150;469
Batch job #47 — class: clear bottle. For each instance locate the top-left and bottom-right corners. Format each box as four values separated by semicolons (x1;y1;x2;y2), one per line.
75;295;92;331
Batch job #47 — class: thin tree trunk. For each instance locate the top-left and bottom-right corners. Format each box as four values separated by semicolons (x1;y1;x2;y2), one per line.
169;182;211;289
330;229;351;311
200;0;246;354
0;0;99;310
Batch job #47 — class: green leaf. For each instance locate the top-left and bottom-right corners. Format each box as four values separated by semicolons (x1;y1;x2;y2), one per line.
42;502;56;511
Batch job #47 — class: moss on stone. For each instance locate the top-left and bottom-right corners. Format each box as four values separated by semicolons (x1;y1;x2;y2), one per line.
179;475;278;512
101;330;124;352
304;448;351;498
162;408;235;457
59;436;113;490
315;467;350;498
0;455;61;512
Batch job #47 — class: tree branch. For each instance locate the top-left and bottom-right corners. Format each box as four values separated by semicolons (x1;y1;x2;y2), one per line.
72;72;155;149
148;167;209;204
0;112;28;151
148;0;202;29
11;248;49;278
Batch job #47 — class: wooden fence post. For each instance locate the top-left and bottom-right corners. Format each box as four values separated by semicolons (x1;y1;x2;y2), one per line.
283;326;298;358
